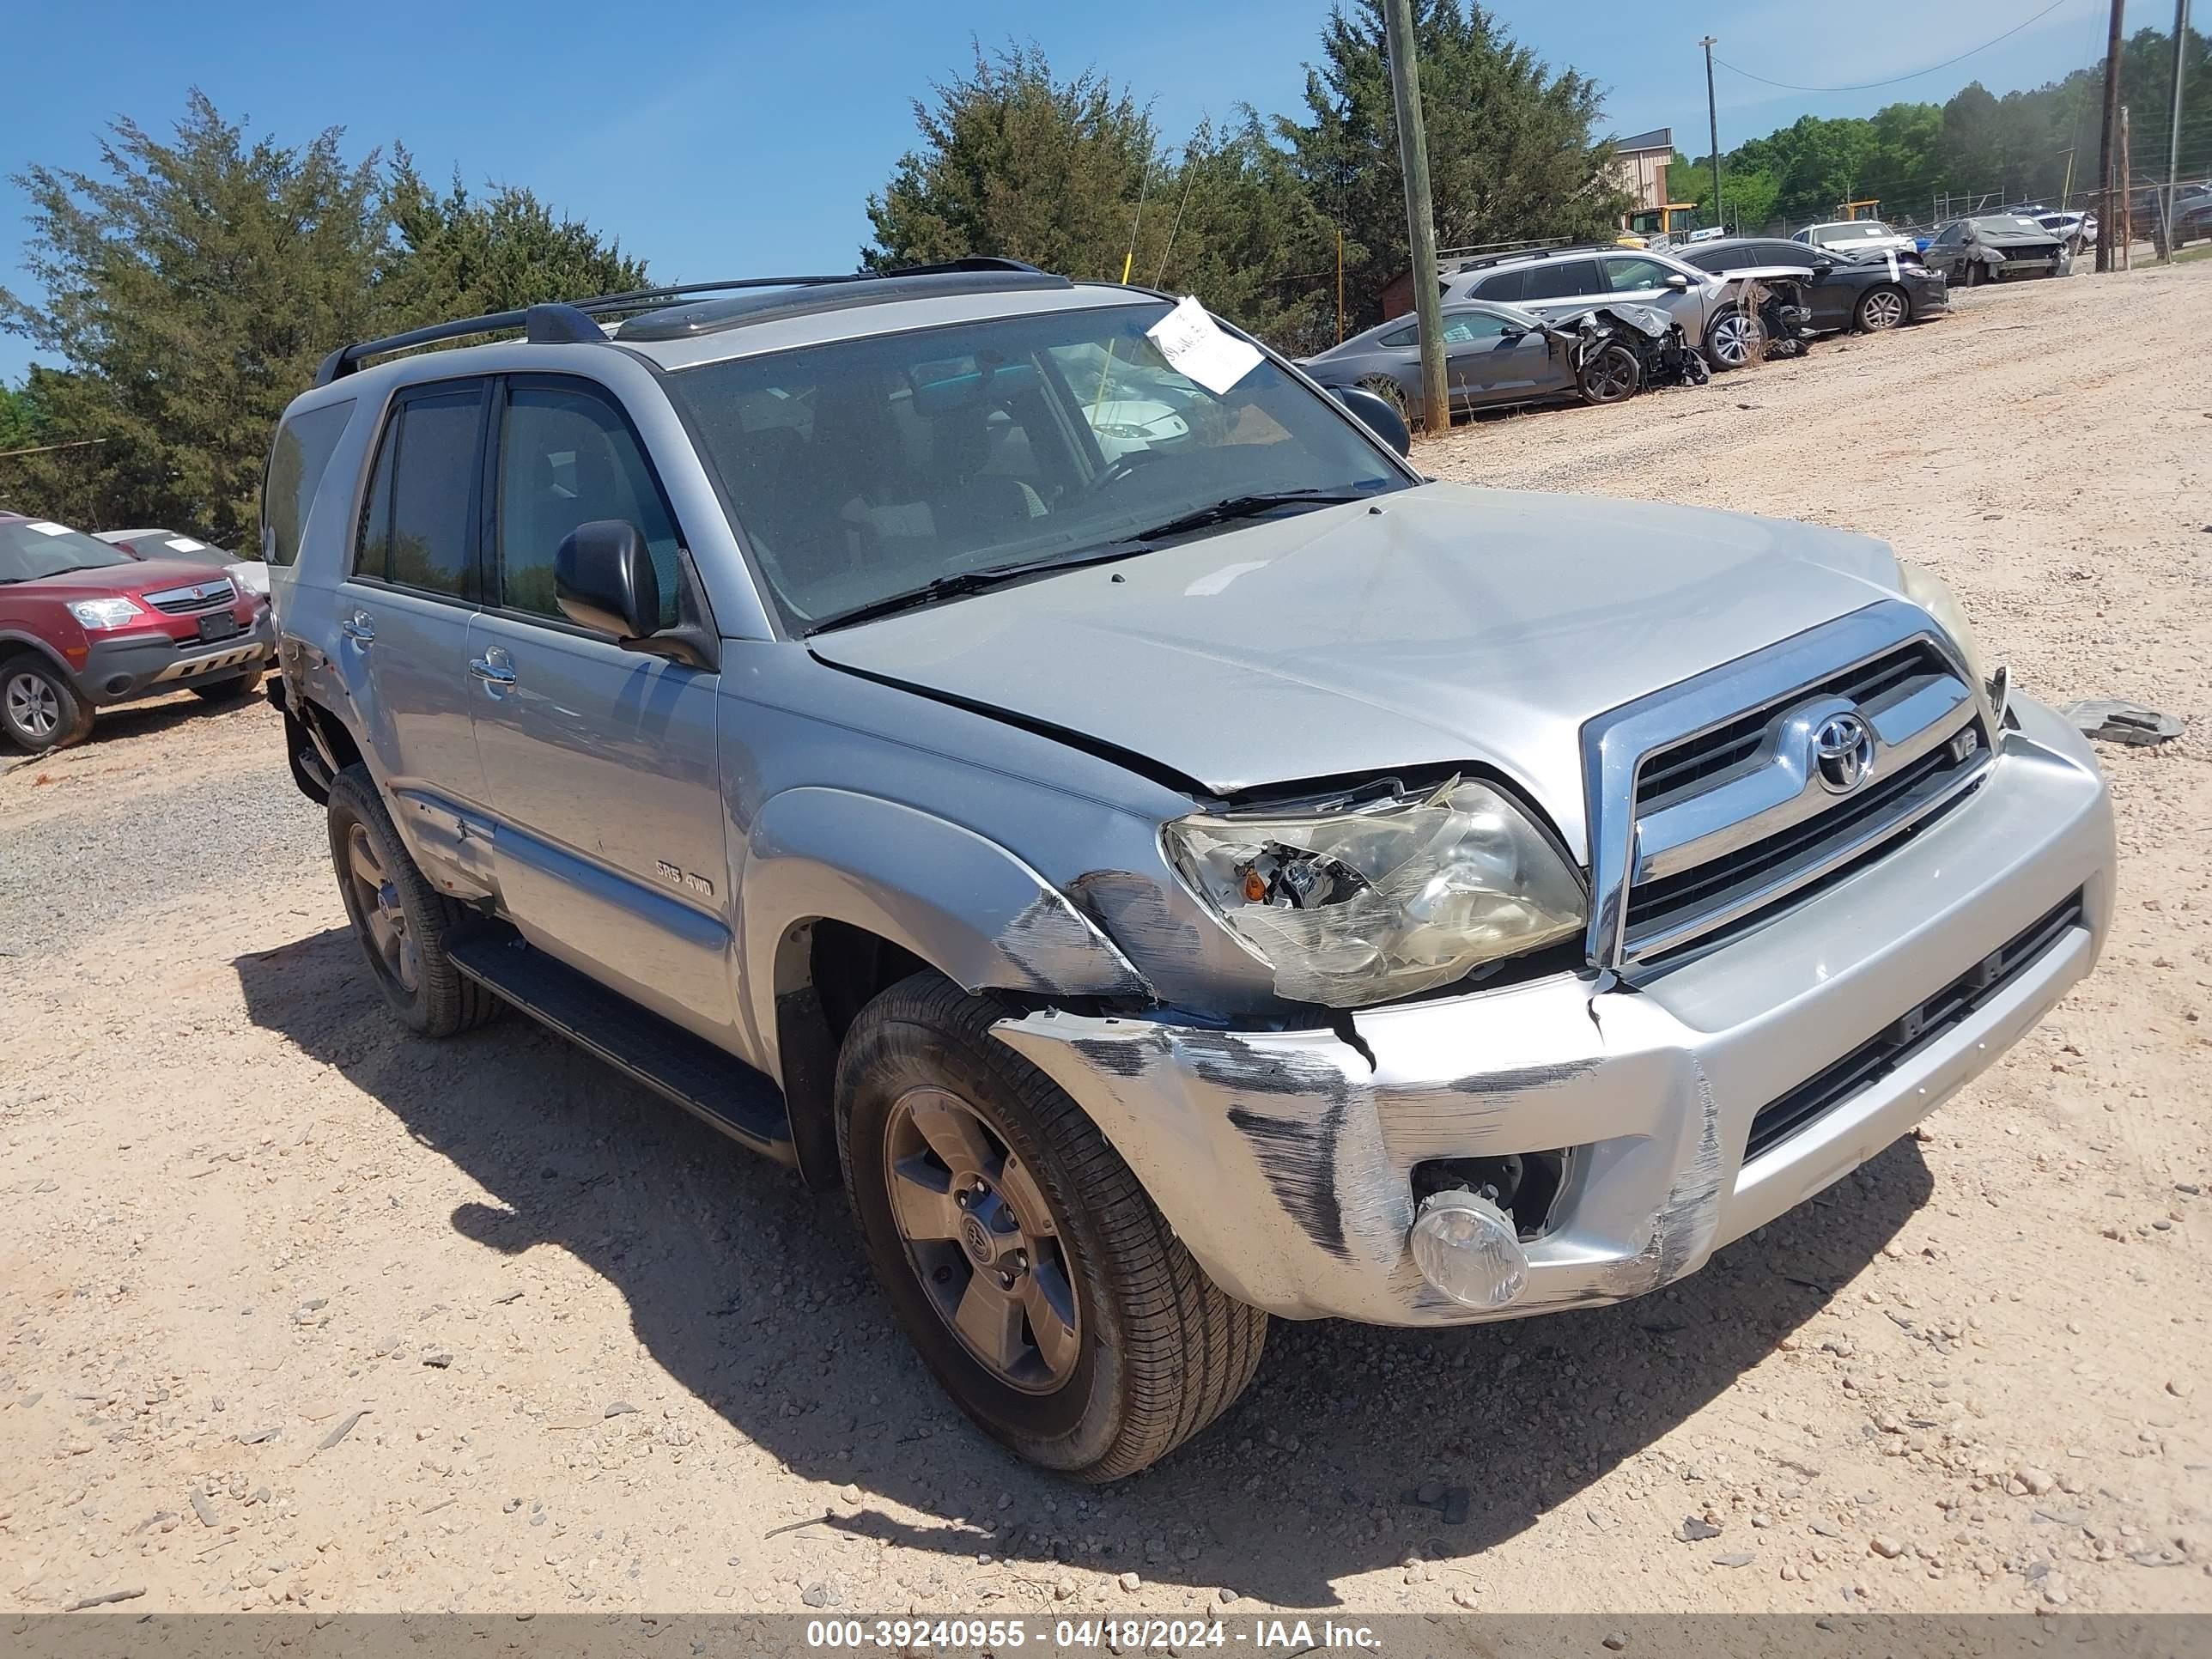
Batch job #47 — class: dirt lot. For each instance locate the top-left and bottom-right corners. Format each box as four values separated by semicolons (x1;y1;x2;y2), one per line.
3;264;2209;1620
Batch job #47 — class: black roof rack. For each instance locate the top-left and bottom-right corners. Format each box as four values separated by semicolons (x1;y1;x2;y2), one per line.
311;258;1057;386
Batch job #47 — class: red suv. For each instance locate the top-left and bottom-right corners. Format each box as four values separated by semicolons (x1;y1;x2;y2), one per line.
0;511;274;752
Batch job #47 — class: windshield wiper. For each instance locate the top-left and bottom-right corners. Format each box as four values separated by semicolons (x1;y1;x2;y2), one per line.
802;542;1156;635
1129;488;1374;543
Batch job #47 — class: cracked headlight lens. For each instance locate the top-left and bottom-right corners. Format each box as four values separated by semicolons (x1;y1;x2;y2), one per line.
1899;559;2007;722
1163;776;1584;1008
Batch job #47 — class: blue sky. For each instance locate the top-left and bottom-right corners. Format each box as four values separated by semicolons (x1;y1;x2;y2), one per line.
1;0;2112;384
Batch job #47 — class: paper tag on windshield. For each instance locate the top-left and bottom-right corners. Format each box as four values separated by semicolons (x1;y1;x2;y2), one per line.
1146;296;1262;396
27;520;69;537
167;537;206;552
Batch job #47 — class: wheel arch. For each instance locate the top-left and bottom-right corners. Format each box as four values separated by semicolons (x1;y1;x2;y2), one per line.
0;629;78;684
743;787;1153;1190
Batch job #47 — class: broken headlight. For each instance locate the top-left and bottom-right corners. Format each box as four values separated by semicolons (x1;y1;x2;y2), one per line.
1899;559;2008;724
1162;776;1584;1008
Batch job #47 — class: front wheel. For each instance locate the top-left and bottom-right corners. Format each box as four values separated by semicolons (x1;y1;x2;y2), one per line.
1;657;93;753
837;973;1268;1480
1577;343;1641;404
1704;308;1762;370
1855;285;1909;331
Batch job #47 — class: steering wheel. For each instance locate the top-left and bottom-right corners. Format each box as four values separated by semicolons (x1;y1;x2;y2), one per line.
1088;445;1168;495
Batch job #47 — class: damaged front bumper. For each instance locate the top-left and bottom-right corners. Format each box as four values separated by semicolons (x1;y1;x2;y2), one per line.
994;696;2115;1324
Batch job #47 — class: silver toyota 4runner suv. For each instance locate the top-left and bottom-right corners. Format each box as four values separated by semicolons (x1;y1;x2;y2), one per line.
263;258;2115;1480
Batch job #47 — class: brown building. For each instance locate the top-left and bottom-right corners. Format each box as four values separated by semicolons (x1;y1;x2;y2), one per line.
1609;127;1675;235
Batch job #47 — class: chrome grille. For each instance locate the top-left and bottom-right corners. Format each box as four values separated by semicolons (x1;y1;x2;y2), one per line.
1635;646;1942;809
143;578;236;616
1625;743;1976;942
1617;638;1987;964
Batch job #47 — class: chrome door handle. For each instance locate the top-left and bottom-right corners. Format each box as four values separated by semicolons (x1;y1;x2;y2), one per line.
468;656;518;688
340;611;375;644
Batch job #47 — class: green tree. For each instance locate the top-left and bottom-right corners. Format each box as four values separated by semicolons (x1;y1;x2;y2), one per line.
864;43;1160;281
0;92;387;543
0;376;52;454
380;152;648;325
862;47;1335;349
1278;0;1628;327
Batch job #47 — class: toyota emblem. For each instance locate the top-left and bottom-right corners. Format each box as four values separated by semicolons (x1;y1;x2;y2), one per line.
1813;712;1876;794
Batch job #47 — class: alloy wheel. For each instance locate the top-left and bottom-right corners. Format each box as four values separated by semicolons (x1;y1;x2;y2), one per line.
1708;311;1759;368
1583;348;1638;403
345;823;420;992
4;672;60;742
882;1085;1081;1394
1862;289;1906;330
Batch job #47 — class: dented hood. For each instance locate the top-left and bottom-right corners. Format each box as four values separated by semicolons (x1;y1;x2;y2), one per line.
808;483;1906;856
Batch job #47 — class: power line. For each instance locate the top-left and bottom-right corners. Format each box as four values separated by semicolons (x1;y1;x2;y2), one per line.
1713;0;2077;94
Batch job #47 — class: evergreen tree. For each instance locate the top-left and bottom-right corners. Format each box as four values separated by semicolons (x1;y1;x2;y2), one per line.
1278;0;1628;328
0;93;387;542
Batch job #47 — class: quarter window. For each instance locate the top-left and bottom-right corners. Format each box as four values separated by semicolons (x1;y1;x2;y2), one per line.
263;400;355;568
352;383;485;598
496;382;683;628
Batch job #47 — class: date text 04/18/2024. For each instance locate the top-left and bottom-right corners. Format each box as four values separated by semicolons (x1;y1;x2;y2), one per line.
803;1617;1382;1650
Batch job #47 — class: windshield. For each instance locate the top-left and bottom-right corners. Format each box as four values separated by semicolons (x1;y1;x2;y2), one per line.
665;301;1407;632
1976;216;2049;235
1816;222;1892;241
0;519;137;584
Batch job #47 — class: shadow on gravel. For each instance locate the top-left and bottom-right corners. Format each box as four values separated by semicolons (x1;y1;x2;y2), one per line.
236;923;1932;1609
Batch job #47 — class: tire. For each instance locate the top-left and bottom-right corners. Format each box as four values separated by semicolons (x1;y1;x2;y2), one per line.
325;763;501;1037
1577;342;1641;405
1855;285;1910;332
191;668;264;703
0;655;94;754
1703;308;1762;370
837;972;1268;1480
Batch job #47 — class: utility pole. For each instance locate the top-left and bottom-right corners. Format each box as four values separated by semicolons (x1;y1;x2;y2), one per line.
2122;104;2136;266
2097;0;2126;270
1702;37;1723;226
1382;0;1449;434
2164;0;2192;262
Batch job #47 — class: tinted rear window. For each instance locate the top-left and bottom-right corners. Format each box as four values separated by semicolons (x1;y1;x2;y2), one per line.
263;400;355;568
353;384;484;599
1520;260;1599;301
1472;269;1528;303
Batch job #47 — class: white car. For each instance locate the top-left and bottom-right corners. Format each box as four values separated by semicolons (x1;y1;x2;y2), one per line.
1085;398;1190;461
1792;221;1917;260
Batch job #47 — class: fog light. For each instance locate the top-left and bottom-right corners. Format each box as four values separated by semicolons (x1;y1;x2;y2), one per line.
1409;1189;1528;1310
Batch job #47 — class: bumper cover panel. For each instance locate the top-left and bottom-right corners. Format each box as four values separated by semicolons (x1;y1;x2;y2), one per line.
994;696;2114;1323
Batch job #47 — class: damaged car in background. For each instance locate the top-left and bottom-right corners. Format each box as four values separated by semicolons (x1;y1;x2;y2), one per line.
1297;297;1705;423
1676;236;1950;337
264;258;2116;1481
1920;216;2073;286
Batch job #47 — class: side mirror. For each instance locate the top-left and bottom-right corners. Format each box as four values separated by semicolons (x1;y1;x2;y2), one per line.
556;520;658;640
1663;273;1691;291
1330;385;1412;457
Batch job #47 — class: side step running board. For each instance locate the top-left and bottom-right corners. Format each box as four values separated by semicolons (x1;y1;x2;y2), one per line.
448;927;794;1164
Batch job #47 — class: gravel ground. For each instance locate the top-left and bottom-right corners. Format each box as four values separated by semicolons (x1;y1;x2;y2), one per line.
1;264;2207;1620
0;696;316;960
